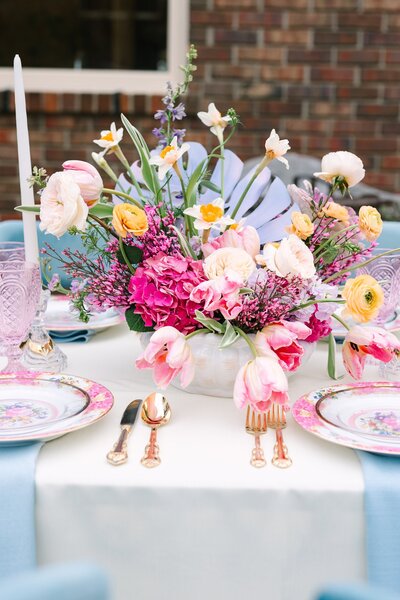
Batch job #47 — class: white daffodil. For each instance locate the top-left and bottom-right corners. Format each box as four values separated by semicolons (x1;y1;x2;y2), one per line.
184;198;234;232
264;129;291;169
149;136;190;180
314;151;365;188
93;122;123;153
197;103;231;143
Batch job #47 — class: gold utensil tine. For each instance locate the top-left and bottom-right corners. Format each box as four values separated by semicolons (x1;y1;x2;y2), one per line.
270;403;292;469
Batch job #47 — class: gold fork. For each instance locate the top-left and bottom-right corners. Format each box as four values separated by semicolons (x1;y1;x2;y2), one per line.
245;406;268;468
267;404;292;469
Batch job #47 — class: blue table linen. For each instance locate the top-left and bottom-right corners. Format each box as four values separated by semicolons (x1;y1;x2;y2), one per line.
0;443;43;578
357;451;400;593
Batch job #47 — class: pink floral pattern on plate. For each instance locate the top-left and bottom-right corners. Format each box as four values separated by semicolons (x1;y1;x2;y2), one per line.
0;371;114;445
292;381;400;455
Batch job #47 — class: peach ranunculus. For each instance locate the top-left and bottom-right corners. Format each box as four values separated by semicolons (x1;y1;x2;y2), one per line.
314;151;365;189
256;235;316;279
342;274;384;323
321;201;350;224
203;247;256;282
358;205;383;242
233;356;289;412
286;211;314;240
202;224;260;259
62;160;103;207
112;203;148;238
342;325;400;379
39;171;89;238
135;326;195;388
255;320;312;372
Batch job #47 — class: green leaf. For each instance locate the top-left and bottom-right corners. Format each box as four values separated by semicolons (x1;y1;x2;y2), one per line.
117;244;143;266
89;204;114;218
194;310;225;334
327;332;343;380
125;307;154;332
121;114;160;196
199;180;221;194
186;158;207;207
15;205;40;213
170;225;197;259
219;321;240;349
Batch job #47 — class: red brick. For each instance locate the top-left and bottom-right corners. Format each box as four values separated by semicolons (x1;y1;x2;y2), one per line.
363;68;400;82
265;30;309;45
355;138;397;152
314;31;358;45
311;67;355;82
357;104;399;118
337;13;383;29
365;172;397;190
315;0;358;10
364;0;400;11
261;66;305;82
237;47;283;63
381;156;400;170
337;86;379;99
288;49;331;63
332;120;379;134
191;10;233;25
214;29;257;44
288;13;333;28
386;50;400;63
338;50;380;64
365;32;400;45
237;11;283;27
215;0;258;7
265;0;308;7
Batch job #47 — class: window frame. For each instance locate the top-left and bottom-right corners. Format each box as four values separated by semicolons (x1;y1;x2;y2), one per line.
0;0;189;94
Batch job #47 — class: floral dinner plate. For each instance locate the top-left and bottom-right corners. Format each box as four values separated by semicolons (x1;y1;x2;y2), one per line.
45;295;123;333
0;372;114;446
293;381;400;455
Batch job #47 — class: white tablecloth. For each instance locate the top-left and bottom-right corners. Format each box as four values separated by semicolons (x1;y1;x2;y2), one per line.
35;325;369;600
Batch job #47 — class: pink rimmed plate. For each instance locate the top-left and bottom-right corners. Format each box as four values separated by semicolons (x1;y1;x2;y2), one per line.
0;372;114;446
292;381;400;455
45;295;123;332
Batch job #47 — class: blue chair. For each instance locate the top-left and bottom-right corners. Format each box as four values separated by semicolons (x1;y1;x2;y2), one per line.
0;562;109;600
379;221;400;250
0;220;85;288
317;583;400;600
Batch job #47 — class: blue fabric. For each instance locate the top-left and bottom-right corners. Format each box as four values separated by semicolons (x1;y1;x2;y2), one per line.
379;221;400;250
0;220;85;289
0;443;42;578
49;330;94;343
357;451;400;592
0;562;109;600
317;582;400;600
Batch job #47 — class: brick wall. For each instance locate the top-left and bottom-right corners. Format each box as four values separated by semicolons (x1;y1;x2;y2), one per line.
1;0;400;217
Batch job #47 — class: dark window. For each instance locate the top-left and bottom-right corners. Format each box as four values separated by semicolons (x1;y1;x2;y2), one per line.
0;0;167;70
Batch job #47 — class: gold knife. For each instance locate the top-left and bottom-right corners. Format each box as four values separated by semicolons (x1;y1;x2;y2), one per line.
107;399;142;465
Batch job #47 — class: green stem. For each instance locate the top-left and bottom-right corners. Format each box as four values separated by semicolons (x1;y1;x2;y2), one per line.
118;237;136;275
324;247;400;284
220;143;225;200
102;188;143;209
331;312;350;331
290;298;346;313
176;167;195;237
114;146;144;200
231;156;269;219
314;224;357;258
185;328;210;340
88;214;118;239
234;326;258;358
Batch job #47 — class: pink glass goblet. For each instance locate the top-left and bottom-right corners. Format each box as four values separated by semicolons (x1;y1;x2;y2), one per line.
0;242;25;262
0;261;41;372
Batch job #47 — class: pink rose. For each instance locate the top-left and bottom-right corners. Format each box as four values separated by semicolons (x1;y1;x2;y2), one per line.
342;325;400;379
40;171;88;238
62;160;103;207
202;225;260;259
190;269;243;320
136;326;195;388
255;320;311;372
233;356;289;412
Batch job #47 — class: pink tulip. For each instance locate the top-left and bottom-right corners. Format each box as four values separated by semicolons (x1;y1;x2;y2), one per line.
202;225;260;259
233;356;289;412
255;320;311;372
62;160;103;207
190;269;243;320
342;325;400;379
135;326;194;388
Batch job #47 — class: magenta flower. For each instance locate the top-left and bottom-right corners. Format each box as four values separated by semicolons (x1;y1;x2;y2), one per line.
136;326;194;388
255;320;311;372
128;253;207;334
233;356;289;412
342;326;400;379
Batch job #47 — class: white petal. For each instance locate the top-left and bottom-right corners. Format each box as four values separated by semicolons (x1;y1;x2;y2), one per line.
277;156;290;169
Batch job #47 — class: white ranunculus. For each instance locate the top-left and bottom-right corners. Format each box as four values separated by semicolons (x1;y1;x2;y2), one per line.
204;247;256;282
314;151;365;188
39;172;89;238
258;235;316;279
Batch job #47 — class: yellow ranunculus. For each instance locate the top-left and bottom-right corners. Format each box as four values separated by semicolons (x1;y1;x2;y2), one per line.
286;211;314;240
112;203;148;238
359;206;382;242
342;274;384;323
321;201;350;224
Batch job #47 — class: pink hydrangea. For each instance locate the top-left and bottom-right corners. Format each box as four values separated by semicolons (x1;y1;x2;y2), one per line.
128;252;207;334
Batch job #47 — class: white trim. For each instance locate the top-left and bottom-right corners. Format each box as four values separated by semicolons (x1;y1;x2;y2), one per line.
0;0;189;94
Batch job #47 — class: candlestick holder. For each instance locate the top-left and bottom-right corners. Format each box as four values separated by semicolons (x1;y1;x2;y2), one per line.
22;289;67;372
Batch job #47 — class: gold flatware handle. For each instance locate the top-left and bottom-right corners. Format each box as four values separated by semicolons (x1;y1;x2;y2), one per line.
107;426;130;465
272;428;292;469
250;433;266;468
141;428;161;468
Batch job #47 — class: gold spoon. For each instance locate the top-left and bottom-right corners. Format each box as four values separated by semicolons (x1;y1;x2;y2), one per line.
140;392;171;468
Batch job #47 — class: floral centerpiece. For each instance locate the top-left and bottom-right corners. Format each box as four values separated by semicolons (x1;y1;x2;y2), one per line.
21;45;400;412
